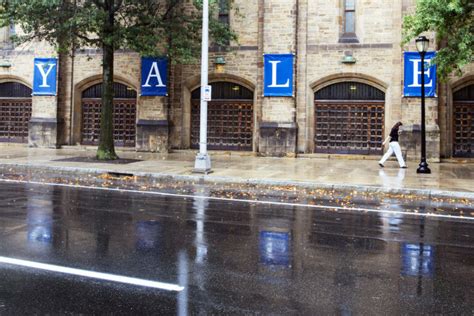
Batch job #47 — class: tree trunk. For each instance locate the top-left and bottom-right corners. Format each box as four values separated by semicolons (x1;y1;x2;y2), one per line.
97;1;118;160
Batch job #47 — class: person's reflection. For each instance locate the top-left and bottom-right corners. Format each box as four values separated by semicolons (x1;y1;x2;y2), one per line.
379;168;406;189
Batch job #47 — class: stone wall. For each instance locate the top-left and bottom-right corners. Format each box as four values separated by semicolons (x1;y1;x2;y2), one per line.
0;0;472;161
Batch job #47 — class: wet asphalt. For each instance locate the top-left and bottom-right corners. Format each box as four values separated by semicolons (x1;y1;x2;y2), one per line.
0;181;473;315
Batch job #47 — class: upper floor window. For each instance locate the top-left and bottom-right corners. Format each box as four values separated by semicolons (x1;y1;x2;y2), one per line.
215;0;230;48
340;0;358;43
0;22;15;49
219;0;230;26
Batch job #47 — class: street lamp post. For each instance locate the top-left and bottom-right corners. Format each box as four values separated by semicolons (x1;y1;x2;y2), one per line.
415;36;431;174
194;0;211;173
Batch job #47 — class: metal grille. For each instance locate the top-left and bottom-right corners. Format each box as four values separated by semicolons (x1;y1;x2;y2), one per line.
0;98;32;143
314;102;384;155
0;81;32;143
191;100;253;151
82;99;136;147
453;102;473;157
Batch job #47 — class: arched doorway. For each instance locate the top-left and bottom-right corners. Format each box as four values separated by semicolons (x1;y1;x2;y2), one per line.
191;82;254;151
314;82;385;155
453;84;474;157
81;82;137;147
0;82;32;143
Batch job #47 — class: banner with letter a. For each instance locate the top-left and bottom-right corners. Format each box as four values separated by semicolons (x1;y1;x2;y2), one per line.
141;57;168;96
33;58;58;96
403;52;437;97
264;54;294;97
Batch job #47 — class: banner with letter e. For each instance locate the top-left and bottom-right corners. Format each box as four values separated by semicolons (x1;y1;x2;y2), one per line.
403;52;437;97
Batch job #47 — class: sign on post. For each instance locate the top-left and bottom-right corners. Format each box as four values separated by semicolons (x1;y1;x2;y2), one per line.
403;52;437;97
33;58;58;96
202;85;212;101
141;57;168;96
263;54;294;97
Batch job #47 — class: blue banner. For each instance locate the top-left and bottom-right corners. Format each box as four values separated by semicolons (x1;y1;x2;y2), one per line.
401;243;435;277
264;54;294;97
404;52;437;97
33;58;57;96
259;231;291;267
141;57;167;96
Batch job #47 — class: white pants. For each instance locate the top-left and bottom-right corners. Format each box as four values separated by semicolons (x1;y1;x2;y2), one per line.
379;141;406;167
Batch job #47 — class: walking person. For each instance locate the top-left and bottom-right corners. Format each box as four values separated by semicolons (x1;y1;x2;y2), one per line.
379;122;407;168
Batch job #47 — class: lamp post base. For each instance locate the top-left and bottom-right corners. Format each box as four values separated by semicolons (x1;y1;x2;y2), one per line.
417;161;431;174
193;153;212;174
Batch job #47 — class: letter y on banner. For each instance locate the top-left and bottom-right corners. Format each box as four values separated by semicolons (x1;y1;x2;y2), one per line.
33;58;58;96
141;57;168;96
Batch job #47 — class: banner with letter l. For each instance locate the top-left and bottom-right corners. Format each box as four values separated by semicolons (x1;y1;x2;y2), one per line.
264;54;294;97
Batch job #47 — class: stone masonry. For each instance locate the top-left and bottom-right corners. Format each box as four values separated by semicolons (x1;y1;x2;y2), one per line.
0;0;472;161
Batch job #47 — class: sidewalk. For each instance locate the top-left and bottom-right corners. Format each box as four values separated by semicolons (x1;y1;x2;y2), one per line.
0;145;473;201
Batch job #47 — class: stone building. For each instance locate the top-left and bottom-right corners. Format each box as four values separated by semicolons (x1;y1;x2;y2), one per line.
0;0;472;161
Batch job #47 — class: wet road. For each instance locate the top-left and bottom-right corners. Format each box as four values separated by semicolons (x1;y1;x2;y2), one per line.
0;181;473;315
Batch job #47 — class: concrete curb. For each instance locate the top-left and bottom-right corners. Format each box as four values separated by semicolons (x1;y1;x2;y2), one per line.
1;162;474;203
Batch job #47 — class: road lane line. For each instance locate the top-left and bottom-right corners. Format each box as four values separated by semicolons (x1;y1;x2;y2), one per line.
0;256;184;292
0;178;472;221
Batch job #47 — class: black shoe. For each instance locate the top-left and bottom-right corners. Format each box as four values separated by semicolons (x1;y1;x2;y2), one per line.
379;163;384;168
401;165;407;168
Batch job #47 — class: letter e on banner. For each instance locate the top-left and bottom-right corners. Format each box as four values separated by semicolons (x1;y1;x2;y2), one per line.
141;57;168;96
403;52;437;97
33;58;58;96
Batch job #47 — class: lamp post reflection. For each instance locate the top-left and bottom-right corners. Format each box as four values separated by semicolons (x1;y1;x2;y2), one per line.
193;188;209;264
27;189;53;253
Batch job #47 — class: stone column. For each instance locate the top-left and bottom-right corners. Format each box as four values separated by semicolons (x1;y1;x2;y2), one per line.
258;0;298;157
29;96;60;148
296;0;308;153
399;1;440;162
136;96;168;153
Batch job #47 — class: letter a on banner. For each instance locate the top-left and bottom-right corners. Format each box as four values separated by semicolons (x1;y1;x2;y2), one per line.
141;57;168;96
33;58;58;96
264;54;294;97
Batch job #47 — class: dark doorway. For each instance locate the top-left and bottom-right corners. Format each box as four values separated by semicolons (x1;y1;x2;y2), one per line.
81;82;137;147
314;82;385;155
191;82;254;151
0;82;32;143
453;84;474;157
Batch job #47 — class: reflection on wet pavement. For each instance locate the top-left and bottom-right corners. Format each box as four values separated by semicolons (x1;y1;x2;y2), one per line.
0;181;473;314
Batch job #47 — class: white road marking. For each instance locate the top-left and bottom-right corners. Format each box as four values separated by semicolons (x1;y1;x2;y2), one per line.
0;256;184;292
0;178;471;221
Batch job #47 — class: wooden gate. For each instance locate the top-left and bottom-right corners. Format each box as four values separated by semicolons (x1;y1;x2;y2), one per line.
314;82;385;155
0;82;32;143
191;82;253;151
81;82;136;147
453;84;474;157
